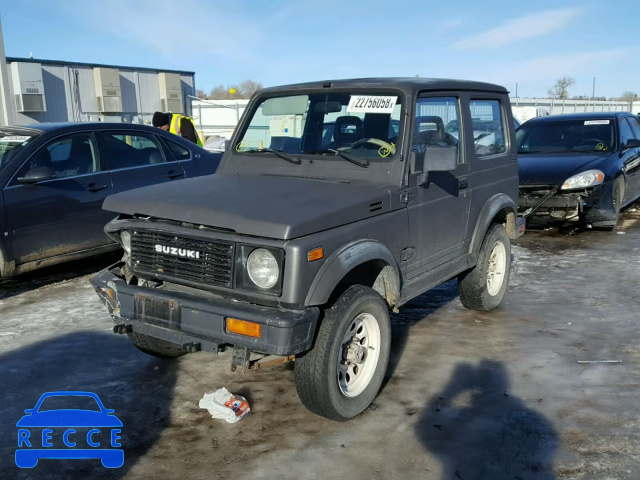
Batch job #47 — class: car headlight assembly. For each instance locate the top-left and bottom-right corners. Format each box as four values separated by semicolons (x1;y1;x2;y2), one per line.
120;231;132;255
561;170;604;190
247;248;279;289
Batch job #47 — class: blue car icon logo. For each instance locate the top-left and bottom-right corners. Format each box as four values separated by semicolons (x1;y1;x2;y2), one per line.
16;391;123;468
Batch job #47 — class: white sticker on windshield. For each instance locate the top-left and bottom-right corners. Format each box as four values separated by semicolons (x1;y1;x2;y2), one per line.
584;120;610;125
0;135;31;143
347;95;398;114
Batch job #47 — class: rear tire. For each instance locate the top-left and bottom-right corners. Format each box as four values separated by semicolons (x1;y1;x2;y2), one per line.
127;332;186;358
458;223;511;311
294;285;391;421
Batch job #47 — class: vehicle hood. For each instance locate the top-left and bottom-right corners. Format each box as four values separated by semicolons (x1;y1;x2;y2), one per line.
16;411;123;427
518;153;611;186
103;174;395;240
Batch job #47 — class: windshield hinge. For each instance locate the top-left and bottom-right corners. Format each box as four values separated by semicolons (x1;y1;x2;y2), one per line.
400;191;415;204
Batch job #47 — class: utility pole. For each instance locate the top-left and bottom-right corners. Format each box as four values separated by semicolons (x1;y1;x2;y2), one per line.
0;16;15;126
592;77;596;112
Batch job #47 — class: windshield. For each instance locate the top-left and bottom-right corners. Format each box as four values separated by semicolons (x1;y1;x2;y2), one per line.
235;92;403;161
38;395;101;412
0;132;35;172
516;119;615;154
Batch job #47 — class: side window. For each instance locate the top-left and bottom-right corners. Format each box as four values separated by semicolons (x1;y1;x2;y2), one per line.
164;138;191;160
469;99;507;157
98;132;165;170
627;116;640;139
24;133;99;179
412;97;461;172
620;118;636;145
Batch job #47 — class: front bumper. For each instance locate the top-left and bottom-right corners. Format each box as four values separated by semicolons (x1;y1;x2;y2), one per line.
91;263;319;356
518;182;617;225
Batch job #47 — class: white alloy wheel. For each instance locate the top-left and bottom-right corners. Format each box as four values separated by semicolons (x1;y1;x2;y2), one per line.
337;313;381;397
486;241;507;296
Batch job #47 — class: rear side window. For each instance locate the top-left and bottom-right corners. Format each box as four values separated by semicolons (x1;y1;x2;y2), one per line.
469;100;507;157
164;138;191;160
98;132;165;170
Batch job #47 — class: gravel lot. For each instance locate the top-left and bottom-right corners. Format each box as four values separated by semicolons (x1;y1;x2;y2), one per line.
1;206;639;480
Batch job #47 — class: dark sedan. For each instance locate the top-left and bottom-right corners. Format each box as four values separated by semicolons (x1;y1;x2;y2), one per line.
0;122;221;277
517;112;640;229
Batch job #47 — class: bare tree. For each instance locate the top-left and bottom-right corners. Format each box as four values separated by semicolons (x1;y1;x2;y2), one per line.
619;91;639;102
548;77;575;99
195;89;208;99
207;80;262;100
208;84;233;100
237;79;263;98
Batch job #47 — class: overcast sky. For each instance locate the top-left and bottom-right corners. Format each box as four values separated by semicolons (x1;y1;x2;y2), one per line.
1;0;638;98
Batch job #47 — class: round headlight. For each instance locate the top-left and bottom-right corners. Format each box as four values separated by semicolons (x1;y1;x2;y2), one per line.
247;248;279;289
120;231;132;255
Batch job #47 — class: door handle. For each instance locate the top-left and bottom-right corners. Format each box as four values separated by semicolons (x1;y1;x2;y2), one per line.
458;178;469;190
85;183;108;192
167;170;184;179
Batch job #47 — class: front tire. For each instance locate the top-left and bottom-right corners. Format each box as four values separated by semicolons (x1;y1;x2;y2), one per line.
596;176;625;231
458;223;511;311
294;285;391;421
127;332;186;358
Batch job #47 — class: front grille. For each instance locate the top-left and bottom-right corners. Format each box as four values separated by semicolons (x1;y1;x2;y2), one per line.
131;231;235;288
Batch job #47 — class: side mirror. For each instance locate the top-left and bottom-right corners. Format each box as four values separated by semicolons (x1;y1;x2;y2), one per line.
622;138;640;152
24;409;34;414
18;166;57;184
424;147;457;173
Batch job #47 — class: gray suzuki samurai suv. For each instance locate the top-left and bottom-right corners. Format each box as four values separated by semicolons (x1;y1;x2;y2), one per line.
91;78;524;420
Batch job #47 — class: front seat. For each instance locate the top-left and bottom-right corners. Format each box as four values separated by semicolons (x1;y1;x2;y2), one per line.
333;116;364;148
68;138;95;175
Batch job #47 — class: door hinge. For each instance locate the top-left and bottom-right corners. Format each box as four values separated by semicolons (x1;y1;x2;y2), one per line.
400;191;415;204
400;247;415;261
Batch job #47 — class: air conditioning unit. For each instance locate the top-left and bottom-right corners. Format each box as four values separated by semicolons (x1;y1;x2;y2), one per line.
94;67;122;113
11;62;46;112
158;72;183;113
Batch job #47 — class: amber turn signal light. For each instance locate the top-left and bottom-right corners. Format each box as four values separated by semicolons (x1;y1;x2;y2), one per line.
307;247;324;262
226;318;261;338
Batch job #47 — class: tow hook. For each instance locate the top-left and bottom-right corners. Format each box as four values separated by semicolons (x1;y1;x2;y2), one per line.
113;324;132;334
183;343;202;354
231;345;251;373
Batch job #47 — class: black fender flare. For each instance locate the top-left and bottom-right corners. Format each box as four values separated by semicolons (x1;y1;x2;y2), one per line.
305;239;400;307
469;193;517;257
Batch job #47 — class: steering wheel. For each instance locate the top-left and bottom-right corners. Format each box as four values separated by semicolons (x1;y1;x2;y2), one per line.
346;138;396;156
577;138;606;147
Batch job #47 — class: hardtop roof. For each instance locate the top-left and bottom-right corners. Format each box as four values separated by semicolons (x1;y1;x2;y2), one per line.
259;77;508;95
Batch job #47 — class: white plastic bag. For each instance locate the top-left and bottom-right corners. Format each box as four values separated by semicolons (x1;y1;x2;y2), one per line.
199;388;250;423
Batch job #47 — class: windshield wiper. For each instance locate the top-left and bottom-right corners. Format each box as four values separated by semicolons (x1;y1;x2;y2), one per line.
243;148;301;165
323;148;369;168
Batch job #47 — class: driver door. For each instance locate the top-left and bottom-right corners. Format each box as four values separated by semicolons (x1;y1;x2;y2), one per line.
403;95;471;281
3;132;114;265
